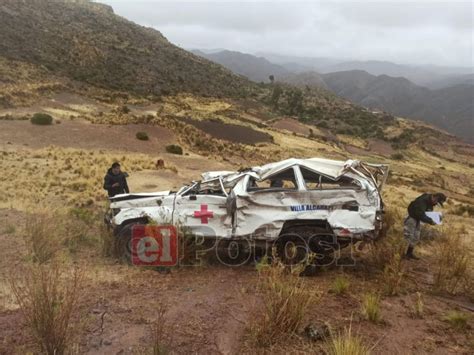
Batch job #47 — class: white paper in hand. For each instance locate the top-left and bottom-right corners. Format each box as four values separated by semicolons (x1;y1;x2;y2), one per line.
425;212;442;225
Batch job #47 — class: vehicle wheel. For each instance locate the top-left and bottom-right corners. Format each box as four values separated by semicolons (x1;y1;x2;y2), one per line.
277;226;338;266
114;222;145;264
275;233;309;265
216;239;252;266
307;228;340;266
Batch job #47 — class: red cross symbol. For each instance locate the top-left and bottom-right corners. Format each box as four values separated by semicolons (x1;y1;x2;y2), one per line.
193;204;214;224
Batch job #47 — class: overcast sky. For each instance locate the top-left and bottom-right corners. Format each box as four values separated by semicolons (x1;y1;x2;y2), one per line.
100;0;473;67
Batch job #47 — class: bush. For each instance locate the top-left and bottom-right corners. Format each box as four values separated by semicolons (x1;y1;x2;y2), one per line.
118;105;130;114
165;144;183;155
391;153;404;160
31;113;53;125
327;325;371;355
432;232;471;294
369;208;406;295
248;261;319;347
25;212;62;264
451;204;474;217
9;264;82;355
361;293;381;323
136;131;149;141
331;276;350;295
410;292;424;319
442;311;469;330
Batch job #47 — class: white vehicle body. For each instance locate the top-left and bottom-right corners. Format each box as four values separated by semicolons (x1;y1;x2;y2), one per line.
107;158;389;243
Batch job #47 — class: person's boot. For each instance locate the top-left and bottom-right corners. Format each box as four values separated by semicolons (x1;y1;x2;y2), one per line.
405;246;420;260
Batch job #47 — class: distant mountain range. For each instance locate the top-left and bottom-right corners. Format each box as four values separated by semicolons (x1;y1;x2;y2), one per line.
194;49;474;143
322;70;473;143
191;50;291;83
256;52;473;89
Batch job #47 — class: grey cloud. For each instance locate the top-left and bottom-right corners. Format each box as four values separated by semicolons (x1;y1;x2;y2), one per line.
330;2;473;30
108;1;309;32
100;0;473;67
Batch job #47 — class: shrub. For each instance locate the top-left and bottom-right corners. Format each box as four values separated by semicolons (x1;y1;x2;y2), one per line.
432;232;471;294
331;276;350;295
442;311;469;330
317;121;328;129
165;144;183;155
410;292;424;319
9;264;82;355
99;223;116;258
248;262;319;347
361;293;381;323
31;113;53;125
327;325;371;355
390;153;404;160
151;303;172;355
118;105;130;114
369;208;406;295
25;212;62;264
63;208;99;254
451;204;474;217
136;131;149;141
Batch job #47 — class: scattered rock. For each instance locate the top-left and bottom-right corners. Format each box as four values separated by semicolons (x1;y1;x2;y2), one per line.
303;323;330;341
156;159;165;169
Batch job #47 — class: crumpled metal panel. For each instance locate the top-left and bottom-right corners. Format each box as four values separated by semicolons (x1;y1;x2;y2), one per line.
233;189;376;238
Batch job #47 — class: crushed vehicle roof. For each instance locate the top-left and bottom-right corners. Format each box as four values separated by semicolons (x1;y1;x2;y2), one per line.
202;158;387;183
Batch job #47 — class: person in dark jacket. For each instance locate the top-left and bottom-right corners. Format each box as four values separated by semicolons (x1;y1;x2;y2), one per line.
403;192;447;259
103;162;129;197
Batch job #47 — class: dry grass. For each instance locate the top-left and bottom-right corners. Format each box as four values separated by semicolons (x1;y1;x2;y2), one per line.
369;208;406;296
25;211;63;264
0;147;159;208
23;207;104;263
442;311;470;330
327;324;371;355
330;275;350;295
410;292;424;319
248;261;319;347
9;263;83;355
360;293;381;323
431;230;472;295
151;303;172;355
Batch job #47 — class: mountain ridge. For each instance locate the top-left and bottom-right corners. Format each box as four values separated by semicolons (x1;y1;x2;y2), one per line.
0;0;252;98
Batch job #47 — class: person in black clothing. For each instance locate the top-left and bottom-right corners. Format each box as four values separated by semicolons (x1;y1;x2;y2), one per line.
103;162;129;197
403;192;447;260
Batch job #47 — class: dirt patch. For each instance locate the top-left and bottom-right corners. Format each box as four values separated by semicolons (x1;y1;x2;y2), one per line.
272;118;310;135
182;118;273;145
346;139;395;157
0;120;175;154
0;92;112;118
368;138;395;156
345;144;369;156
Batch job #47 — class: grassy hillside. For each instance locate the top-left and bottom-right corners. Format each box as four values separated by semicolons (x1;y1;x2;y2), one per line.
0;0;250;97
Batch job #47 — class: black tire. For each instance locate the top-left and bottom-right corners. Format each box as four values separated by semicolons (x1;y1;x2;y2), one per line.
277;226;339;266
216;239;252;266
114;221;145;264
275;233;309;265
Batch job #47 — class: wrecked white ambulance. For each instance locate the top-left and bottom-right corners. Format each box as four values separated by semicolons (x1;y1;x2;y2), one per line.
106;157;389;263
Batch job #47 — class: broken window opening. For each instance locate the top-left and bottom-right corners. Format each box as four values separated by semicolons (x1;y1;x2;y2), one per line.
183;180;227;197
300;167;361;190
247;168;298;192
